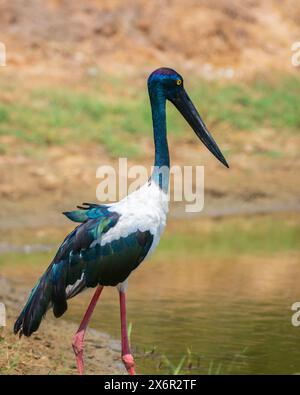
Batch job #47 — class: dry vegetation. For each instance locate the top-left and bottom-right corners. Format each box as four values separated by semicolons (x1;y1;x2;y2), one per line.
0;277;123;374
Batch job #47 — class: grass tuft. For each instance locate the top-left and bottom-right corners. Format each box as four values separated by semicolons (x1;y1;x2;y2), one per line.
0;75;299;157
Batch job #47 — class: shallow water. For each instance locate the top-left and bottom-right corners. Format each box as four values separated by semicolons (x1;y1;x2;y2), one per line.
1;214;300;375
65;253;300;374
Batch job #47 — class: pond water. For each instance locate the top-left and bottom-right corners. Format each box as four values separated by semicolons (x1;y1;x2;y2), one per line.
65;253;300;374
1;214;300;375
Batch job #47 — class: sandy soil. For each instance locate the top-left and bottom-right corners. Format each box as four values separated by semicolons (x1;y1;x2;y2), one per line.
1;0;299;78
0;277;124;375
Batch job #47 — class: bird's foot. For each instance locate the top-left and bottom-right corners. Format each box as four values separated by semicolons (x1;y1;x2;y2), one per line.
122;353;136;375
72;331;85;375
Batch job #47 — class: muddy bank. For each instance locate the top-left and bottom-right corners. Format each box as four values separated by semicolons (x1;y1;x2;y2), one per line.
0;277;124;375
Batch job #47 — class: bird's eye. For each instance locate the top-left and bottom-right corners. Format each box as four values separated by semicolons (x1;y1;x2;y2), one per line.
176;79;182;86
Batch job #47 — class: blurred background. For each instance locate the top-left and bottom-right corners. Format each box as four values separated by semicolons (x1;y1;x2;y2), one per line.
0;0;299;374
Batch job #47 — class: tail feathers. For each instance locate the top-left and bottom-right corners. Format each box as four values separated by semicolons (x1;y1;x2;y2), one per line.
14;255;86;336
14;271;53;337
52;263;68;318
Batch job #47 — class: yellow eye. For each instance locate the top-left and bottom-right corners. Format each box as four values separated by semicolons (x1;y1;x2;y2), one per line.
176;79;182;86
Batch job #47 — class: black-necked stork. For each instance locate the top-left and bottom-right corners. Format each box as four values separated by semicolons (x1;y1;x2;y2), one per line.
14;68;228;375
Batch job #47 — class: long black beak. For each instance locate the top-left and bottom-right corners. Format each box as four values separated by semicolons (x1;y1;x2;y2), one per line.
170;89;229;168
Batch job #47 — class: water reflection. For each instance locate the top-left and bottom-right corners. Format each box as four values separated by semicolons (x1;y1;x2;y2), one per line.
65;253;300;374
1;214;299;374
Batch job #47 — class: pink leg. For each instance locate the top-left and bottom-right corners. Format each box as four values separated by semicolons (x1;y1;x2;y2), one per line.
72;285;103;375
119;290;136;375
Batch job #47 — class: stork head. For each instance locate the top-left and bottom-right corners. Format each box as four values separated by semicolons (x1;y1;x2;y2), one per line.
148;67;229;168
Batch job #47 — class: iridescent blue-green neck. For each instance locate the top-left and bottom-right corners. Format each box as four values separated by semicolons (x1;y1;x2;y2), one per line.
149;89;170;192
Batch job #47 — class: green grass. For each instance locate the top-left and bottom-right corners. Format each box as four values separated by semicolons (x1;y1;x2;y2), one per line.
195;76;300;132
0;106;8;123
158;346;249;375
0;75;299;157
